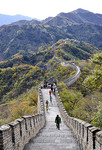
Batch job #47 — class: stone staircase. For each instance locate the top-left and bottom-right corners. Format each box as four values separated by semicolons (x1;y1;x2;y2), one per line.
23;89;80;150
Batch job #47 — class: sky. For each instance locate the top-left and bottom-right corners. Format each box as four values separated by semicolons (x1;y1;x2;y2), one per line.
0;0;102;20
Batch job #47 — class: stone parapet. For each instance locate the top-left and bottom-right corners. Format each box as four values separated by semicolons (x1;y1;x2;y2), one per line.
0;85;45;150
55;85;102;150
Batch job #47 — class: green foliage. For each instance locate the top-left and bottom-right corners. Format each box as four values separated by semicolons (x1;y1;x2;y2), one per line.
70;63;91;96
0;87;38;126
55;39;99;61
72;92;100;123
58;82;67;92
59;89;82;116
0;65;43;102
45;61;74;81
83;53;102;90
9;101;34;120
92;102;102;129
63;24;102;50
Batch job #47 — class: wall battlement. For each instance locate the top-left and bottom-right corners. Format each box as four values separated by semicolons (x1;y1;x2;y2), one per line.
0;85;45;150
55;86;102;150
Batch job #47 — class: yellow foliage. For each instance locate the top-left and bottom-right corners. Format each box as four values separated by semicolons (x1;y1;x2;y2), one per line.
33;65;39;69
10;101;36;120
12;73;17;78
27;92;38;106
69;70;76;77
58;82;67;91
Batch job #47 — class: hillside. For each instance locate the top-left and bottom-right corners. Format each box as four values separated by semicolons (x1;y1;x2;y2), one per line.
54;39;99;60
0;24;69;60
0;57;75;103
62;23;102;50
0;65;43;102
0;39;99;70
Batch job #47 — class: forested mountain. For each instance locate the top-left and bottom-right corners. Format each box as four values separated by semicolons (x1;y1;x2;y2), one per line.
62;23;102;50
0;9;102;61
54;39;99;60
0;23;102;60
0;39;99;69
0;25;69;60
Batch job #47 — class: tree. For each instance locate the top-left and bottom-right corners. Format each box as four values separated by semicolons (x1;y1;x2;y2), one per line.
59;89;82;116
83;53;102;90
91;102;102;129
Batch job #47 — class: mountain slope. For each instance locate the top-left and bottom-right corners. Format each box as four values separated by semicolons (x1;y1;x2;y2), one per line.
62;23;102;49
0;39;99;69
54;39;99;60
0;24;69;60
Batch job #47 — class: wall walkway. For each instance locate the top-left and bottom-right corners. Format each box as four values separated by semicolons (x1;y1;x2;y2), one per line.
23;89;80;150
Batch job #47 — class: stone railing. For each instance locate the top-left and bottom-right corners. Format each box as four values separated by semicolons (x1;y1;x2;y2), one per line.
0;85;45;150
55;86;102;150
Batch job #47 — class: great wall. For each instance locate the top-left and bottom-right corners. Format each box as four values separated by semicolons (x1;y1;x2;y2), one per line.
0;63;102;150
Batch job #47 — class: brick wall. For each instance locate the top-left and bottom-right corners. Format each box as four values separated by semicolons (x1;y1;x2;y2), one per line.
55;85;102;150
0;85;45;150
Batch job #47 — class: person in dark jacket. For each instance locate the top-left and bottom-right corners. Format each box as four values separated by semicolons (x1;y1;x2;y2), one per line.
55;115;61;130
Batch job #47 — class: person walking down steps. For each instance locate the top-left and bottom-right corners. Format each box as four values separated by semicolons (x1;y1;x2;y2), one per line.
49;90;51;96
55;115;61;130
50;95;52;103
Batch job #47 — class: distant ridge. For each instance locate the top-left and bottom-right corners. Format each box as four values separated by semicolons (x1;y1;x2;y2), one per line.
0;14;32;26
43;8;102;26
74;8;89;13
42;17;53;22
10;19;41;26
1;8;102;27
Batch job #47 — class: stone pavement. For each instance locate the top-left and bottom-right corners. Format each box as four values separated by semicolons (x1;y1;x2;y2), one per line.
23;89;80;150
